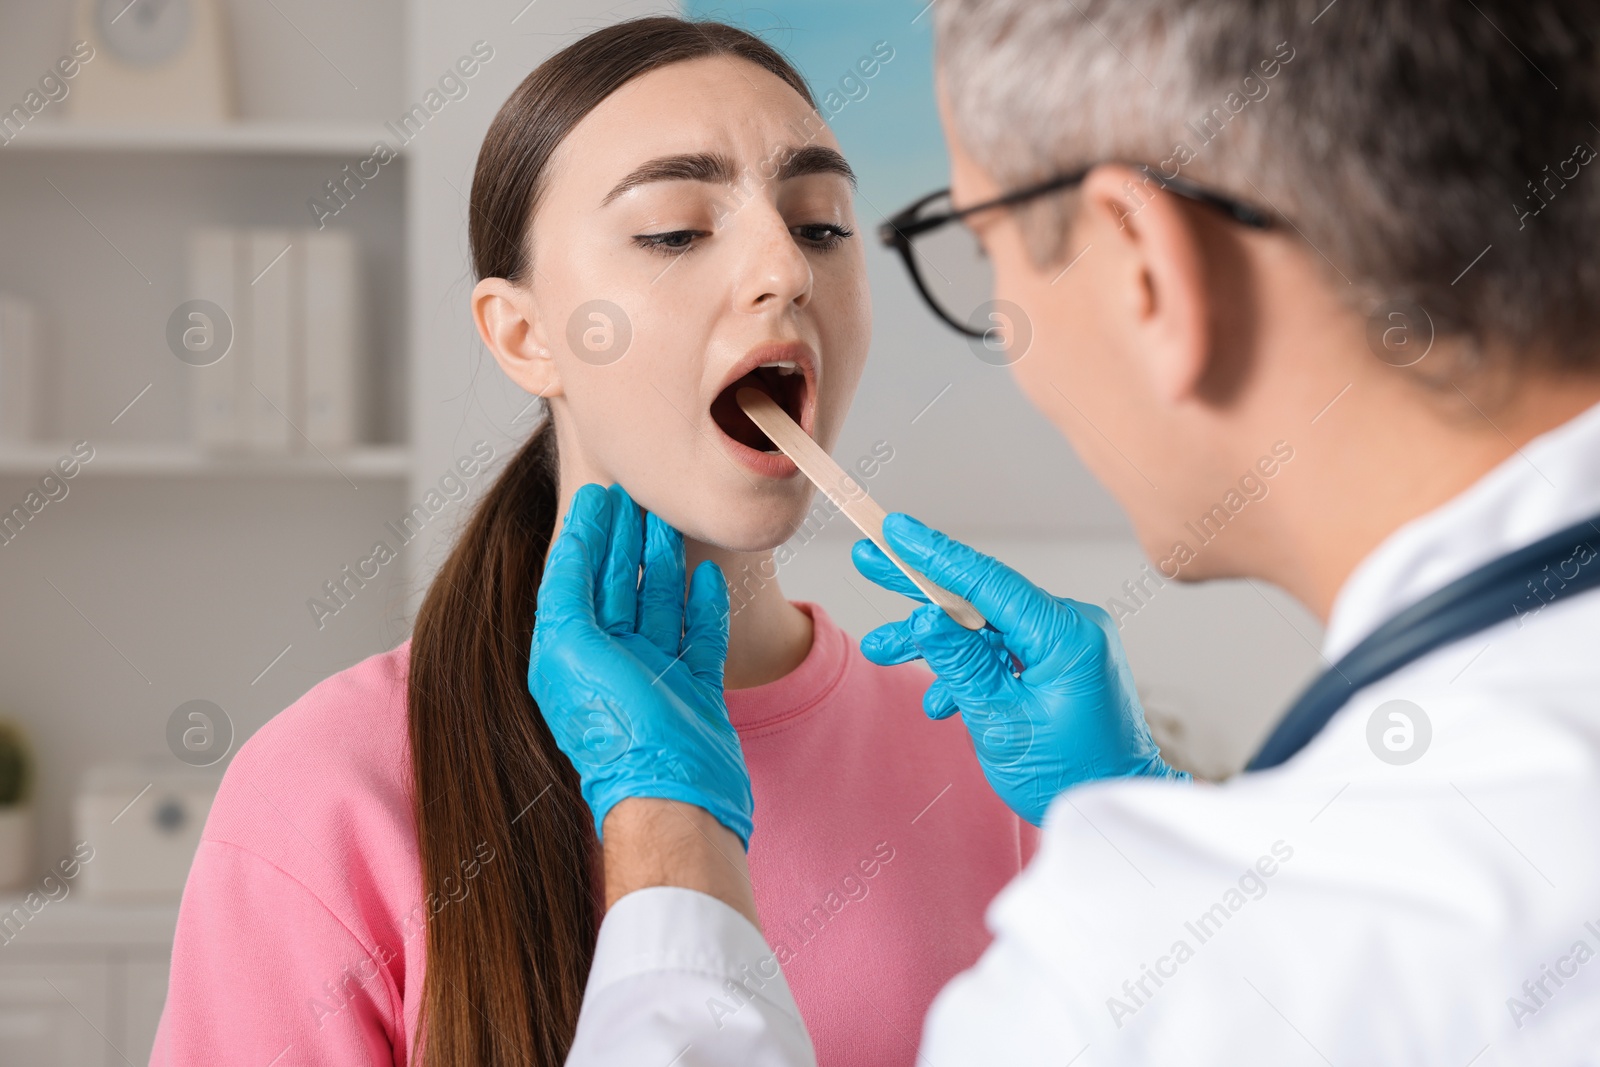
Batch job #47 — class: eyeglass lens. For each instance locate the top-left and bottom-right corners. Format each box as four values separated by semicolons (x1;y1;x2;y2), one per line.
909;193;997;334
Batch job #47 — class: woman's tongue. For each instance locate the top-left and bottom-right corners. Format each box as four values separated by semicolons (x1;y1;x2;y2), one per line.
711;377;779;451
711;366;804;451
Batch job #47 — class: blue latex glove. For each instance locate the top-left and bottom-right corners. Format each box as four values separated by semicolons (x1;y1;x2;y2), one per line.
854;512;1189;825
527;483;753;846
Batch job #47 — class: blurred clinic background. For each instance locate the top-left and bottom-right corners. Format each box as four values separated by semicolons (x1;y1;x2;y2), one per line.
0;0;1322;1061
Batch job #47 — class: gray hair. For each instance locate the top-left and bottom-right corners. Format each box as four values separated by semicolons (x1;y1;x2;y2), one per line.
934;0;1600;369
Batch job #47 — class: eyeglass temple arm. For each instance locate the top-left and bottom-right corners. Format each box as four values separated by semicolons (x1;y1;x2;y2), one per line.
879;166;1273;246
1140;168;1274;229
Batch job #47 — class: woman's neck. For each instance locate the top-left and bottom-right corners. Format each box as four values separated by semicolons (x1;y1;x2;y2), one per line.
683;540;813;690
547;447;813;689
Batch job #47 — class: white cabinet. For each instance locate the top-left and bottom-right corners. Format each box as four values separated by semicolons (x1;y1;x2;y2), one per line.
0;900;176;1067
0;961;108;1067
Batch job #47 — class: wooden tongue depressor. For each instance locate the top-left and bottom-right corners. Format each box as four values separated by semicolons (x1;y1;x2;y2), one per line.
736;387;987;630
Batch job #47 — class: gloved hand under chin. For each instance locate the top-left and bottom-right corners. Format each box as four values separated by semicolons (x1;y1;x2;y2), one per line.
528;482;754;846
854;512;1189;826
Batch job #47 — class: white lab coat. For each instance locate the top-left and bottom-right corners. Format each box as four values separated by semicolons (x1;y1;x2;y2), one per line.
568;400;1600;1067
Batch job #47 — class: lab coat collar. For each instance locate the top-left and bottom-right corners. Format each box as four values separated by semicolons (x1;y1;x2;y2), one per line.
1322;398;1600;662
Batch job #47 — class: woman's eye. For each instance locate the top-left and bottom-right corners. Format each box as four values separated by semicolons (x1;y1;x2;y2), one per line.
633;230;705;256
794;223;855;250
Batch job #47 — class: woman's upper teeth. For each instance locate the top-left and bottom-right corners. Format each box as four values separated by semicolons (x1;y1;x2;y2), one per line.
760;360;800;374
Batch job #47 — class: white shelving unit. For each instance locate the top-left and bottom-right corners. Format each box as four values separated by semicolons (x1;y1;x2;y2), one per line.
0;3;416;1063
0;442;411;478
0;126;410;456
2;120;402;157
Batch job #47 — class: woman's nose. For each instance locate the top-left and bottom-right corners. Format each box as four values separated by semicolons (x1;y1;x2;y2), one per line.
734;209;813;313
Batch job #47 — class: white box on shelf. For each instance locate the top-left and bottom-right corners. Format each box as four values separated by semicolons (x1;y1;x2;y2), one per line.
0;295;38;443
186;229;247;450
66;0;234;124
247;230;294;452
72;763;220;902
302;232;362;449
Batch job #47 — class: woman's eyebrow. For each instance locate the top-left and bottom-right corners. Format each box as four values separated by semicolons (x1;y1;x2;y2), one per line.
775;144;857;188
601;145;856;206
602;152;736;205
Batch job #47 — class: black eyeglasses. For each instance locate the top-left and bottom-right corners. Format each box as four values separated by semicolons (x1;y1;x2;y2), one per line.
878;164;1274;338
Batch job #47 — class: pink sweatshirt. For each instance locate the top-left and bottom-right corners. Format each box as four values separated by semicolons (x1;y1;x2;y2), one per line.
152;602;1036;1066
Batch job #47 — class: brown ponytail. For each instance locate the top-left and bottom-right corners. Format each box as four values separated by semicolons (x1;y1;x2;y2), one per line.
407;17;816;1066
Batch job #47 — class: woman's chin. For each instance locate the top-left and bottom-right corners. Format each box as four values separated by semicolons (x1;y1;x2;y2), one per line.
673;494;826;556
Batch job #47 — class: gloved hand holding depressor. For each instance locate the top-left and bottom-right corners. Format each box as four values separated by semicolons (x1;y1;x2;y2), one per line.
853;511;1189;825
528;482;754;846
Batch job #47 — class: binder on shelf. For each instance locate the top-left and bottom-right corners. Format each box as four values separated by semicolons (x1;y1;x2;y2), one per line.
187;228;246;450
185;227;362;454
247;230;293;452
302;232;361;449
0;295;37;443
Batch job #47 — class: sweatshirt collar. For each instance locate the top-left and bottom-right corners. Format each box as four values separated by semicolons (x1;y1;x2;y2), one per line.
724;601;851;733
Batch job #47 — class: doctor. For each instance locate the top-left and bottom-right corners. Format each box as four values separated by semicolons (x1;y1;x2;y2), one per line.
531;0;1600;1062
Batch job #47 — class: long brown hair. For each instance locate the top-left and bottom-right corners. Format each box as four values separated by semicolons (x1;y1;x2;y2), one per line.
407;18;816;1066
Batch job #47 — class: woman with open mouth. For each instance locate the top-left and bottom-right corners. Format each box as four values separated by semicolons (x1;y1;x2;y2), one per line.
153;17;1035;1067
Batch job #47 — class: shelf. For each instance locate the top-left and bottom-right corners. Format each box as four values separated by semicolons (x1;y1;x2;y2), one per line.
0;121;406;157
0;896;177;948
0;443;410;479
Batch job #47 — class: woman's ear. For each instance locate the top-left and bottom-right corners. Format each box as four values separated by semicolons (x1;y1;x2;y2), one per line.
473;277;562;399
1080;165;1211;406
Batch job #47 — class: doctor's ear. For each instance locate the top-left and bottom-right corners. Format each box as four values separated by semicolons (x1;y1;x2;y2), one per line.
473;277;563;399
1078;165;1213;406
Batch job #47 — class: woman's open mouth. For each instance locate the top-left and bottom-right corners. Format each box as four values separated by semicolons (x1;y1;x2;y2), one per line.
709;342;816;475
